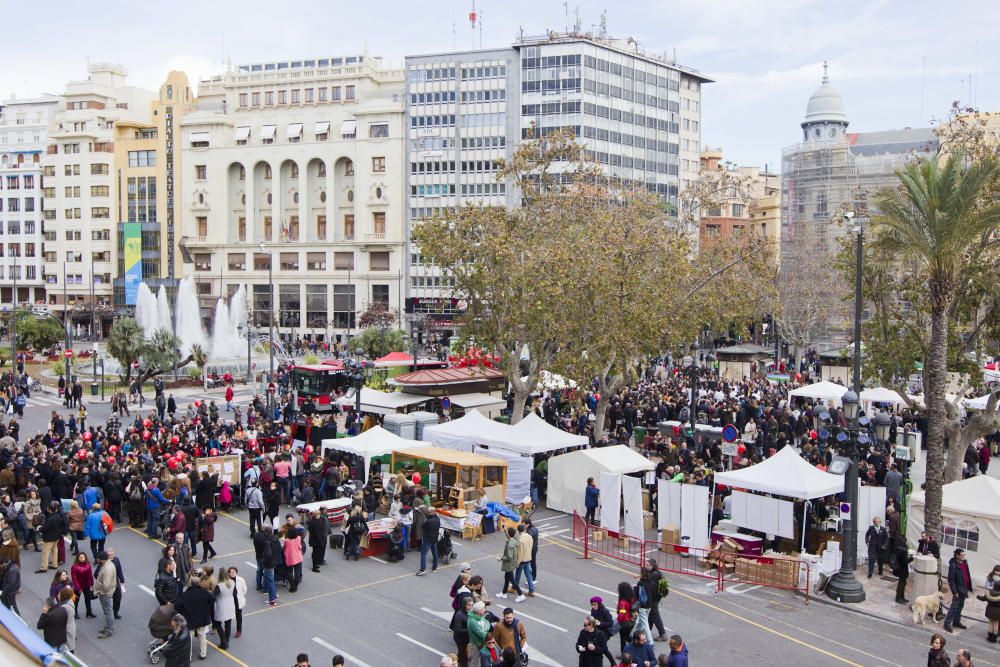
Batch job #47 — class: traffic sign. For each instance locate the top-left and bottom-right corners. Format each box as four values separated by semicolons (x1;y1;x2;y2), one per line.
839;502;852;521
721;442;739;457
722;424;739;443
63;349;74;359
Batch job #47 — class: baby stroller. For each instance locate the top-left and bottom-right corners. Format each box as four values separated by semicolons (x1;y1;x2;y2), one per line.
386;526;405;562
146;602;174;663
438;528;457;565
157;504;174;542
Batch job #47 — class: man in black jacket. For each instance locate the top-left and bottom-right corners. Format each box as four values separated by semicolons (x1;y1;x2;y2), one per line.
945;548;973;632
645;559;668;642
36;597;69;650
155;560;179;604
258;526;281;606
173;574;214;660
160;613;193;667
865;517;890;578
416;506;440;576
525;518;540;583
307;510;329;573
0;557;19;614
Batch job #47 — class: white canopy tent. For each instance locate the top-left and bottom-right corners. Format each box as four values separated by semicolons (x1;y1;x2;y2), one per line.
422;409;514;450
320;426;430;483
788;380;848;406
546;445;655;515
714;446;845;550
480;413;590;455
860;387;907;406
336;388;431;415
449;393;508;417
909;475;1000;578
963;392;1000;411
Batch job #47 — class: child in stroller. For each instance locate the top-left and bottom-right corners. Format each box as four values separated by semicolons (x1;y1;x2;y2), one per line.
387;525;405;562
438;528;457;565
146;602;175;663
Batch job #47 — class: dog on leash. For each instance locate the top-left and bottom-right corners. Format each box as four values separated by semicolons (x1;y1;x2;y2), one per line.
912;591;947;624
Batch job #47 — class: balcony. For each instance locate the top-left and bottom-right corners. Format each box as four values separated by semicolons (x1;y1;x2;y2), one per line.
365;233;385;241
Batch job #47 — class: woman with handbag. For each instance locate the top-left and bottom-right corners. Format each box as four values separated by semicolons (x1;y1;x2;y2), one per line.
615;582;637;656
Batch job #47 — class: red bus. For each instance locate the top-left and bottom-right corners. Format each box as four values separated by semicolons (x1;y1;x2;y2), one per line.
290;360;353;411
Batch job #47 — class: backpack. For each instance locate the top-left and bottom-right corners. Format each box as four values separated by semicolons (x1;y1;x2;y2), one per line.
636;581;649;606
129;481;144;501
101;513;114;535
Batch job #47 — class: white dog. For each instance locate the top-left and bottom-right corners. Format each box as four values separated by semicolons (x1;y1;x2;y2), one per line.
911;591;946;624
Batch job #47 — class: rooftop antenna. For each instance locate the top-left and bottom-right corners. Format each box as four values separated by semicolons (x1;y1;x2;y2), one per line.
919;56;926;126
573;6;581;33
469;1;477;49
452;8;456;50
599;11;607;38
822;60;829;84
563;0;569;32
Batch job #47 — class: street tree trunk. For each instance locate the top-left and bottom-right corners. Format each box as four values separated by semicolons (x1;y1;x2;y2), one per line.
507;344;538;425
922;302;950;538
943;390;1000;483
592;364;624;441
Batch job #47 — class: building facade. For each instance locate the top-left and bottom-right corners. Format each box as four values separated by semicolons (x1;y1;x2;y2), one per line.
697;147;780;251
0;95;59;308
41;63;154;336
178;55;406;348
404;32;710;343
112;71;198;310
780;64;938;344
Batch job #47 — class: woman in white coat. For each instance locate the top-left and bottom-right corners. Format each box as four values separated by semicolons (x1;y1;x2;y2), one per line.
212;568;236;649
227;566;248;639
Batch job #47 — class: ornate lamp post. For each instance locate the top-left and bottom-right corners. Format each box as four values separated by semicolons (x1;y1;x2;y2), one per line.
825;388;867;603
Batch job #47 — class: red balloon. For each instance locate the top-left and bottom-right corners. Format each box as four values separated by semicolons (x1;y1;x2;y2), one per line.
737;444;747;455
171;435;179;445
142;430;151;441
194;401;201;408
77;449;86;460
82;431;92;442
304;445;314;455
167;459;178;470
143;419;151;428
109;445;118;453
177;451;186;460
107;456;116;464
412;472;422;485
210;448;219;456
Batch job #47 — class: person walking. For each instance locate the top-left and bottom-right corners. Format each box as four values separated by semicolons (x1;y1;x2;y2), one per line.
67;500;84;556
227;566;247;639
306;510;329;573
449;595;473;667
525;518;540;583
615;581;638;655
155;560;180;605
980;580;1000;642
646;559;668;642
513;524;535;597
624;629;657;667
928;633;950;667
0;557;20;615
106;547;125;619
260;526;281;607
865;517;889;578
416;505;441;576
145;479;170;539
246;483;264;537
225;384;234;412
70;552;96;619
575;615;608;667
93;551;117;638
84;503;110;558
945;548;973;632
667;634;689;667
282;520;304;593
211;568;236;650
174;572;215;660
58;586;76;653
633;567;655;644
38;501;67;573
466;601;490;667
495;527;524;603
493;607;528;660
585;478;600;525
36;596;70;652
160;614;193;667
197;507;218;563
891;540;913;605
343;507;367;562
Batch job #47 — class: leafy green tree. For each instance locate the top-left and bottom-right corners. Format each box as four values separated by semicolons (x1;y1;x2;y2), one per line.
15;316;65;351
106;318;146;384
353;328;406;359
189;344;208;370
863;151;1000;535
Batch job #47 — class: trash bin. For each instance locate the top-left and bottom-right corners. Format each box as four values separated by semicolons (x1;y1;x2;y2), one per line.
90;382;98;396
634;426;647;446
495;415;511;424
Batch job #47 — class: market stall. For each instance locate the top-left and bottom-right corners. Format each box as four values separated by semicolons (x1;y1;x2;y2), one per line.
336;387;433;415
546;445;655;515
909;474;1000;577
787;380;848;407
295;497;354;529
712;446;845;551
423;409;514;450
320;426;431;484
391;446;508;510
448;392;508;418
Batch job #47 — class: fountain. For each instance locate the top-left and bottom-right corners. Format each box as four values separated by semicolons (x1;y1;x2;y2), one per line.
133;277;248;359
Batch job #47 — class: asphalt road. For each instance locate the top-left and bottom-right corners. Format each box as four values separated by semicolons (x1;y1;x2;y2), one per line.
10;390;1000;666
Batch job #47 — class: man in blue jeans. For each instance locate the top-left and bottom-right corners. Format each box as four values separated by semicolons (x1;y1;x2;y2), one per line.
944;548;972;632
144;479;170;539
259;525;281;606
415;506;440;576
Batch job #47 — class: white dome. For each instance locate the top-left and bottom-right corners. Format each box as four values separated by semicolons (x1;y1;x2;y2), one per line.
803;64;848;126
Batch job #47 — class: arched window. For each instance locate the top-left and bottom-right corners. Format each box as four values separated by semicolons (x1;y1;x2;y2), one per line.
941;519;979;552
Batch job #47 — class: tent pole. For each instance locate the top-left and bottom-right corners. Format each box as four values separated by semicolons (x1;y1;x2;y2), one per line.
709;481;717;541
800;501;808;552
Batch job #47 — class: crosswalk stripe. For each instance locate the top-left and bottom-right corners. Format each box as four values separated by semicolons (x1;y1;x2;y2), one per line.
311;637;372;667
508;609;567;632
532;592;588;614
579;582;617;596
395;633;445;657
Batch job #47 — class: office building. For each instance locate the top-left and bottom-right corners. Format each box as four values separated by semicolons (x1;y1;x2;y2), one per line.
0;94;59;308
42;63;154;337
698;147;780;253
179;54;406;349
404;31;710;343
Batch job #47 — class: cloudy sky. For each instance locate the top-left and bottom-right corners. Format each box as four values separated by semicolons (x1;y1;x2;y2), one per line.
3;0;996;168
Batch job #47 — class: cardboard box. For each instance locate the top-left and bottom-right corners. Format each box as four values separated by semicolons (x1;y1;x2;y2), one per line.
643;511;654;531
660;524;680;553
642;489;651;512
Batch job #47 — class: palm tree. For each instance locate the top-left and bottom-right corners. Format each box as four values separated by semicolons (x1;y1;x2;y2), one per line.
872;152;1000;536
106;318;146;385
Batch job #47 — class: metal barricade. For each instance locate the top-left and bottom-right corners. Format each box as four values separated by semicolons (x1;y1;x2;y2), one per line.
719;552;811;604
570;512;644;566
643;539;723;590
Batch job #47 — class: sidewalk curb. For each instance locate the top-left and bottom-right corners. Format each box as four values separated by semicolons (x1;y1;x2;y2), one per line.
804;589;986;630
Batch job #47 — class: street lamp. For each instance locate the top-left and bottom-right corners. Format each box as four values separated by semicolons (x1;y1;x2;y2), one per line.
825;395;867;603
259;242;274;383
237;321;252;386
681;354;697;434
